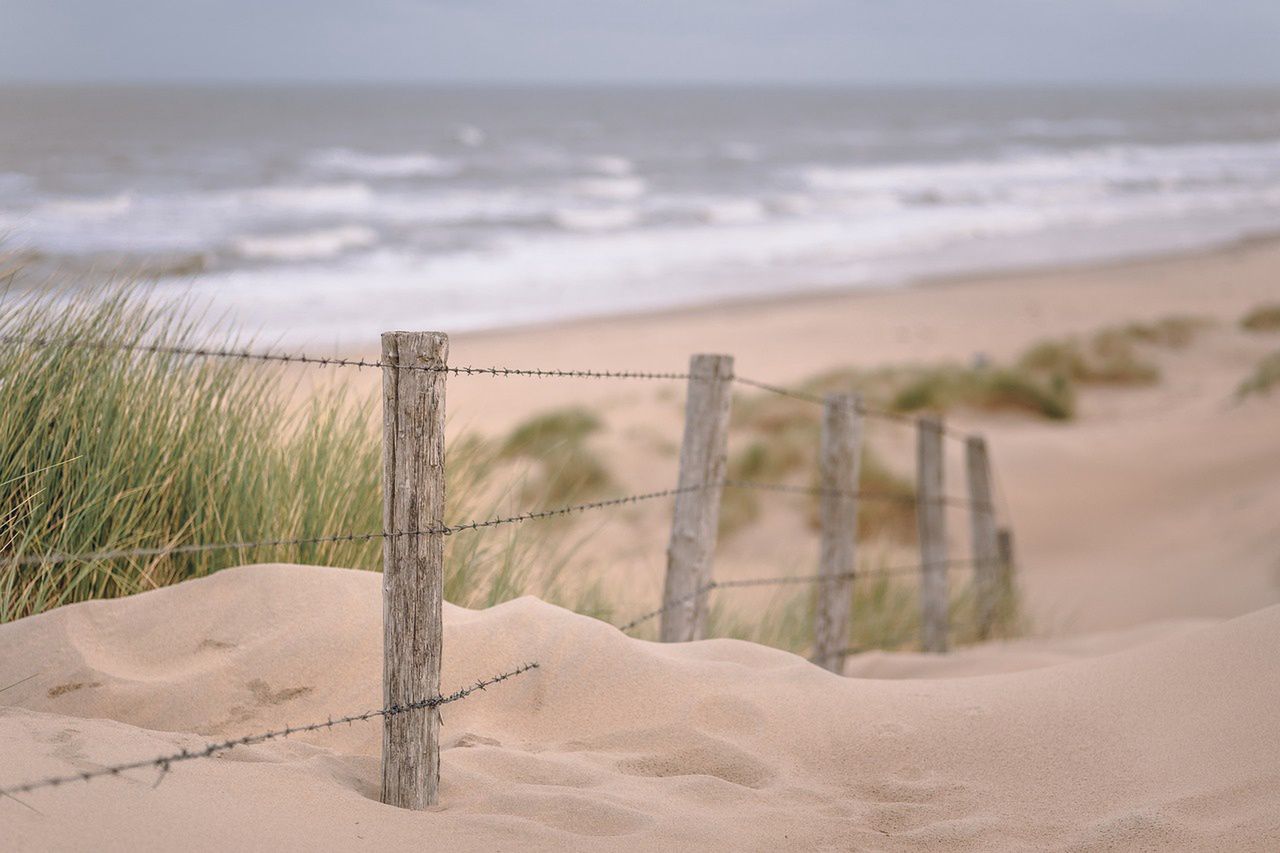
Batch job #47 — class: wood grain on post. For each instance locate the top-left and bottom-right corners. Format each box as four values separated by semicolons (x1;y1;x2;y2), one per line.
380;331;448;810
916;414;949;653
660;353;734;643
965;435;1000;640
811;393;863;672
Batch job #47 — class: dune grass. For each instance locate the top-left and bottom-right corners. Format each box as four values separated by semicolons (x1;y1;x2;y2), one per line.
1240;303;1280;333
721;392;917;540
889;365;1075;420
0;285;601;622
499;406;615;504
1016;315;1211;390
1236;351;1280;400
0;280;1022;653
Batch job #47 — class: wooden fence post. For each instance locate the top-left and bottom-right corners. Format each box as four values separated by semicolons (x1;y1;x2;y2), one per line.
660;353;734;643
965;435;1000;640
380;331;448;810
916;414;949;653
997;526;1016;599
811;393;862;672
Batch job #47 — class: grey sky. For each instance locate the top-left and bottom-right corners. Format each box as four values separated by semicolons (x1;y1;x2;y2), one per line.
2;0;1279;86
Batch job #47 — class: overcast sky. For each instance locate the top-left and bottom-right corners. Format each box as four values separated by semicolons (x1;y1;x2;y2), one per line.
2;0;1279;86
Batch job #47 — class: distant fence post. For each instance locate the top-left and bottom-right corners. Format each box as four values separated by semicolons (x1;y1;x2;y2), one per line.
380;330;448;810
811;393;862;672
660;353;734;643
916;414;949;653
997;526;1017;606
965;435;1000;640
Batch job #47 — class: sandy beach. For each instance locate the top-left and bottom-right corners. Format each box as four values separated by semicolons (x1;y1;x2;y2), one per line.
429;236;1280;635
3;237;1280;848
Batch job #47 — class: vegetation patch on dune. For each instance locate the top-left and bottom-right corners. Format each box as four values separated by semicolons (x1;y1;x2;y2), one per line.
889;365;1075;419
1236;351;1280;400
499;406;615;504
722;393;916;540
1240;303;1280;333
703;558;1023;654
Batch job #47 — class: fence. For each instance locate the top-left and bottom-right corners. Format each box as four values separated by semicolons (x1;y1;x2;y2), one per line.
0;331;1016;810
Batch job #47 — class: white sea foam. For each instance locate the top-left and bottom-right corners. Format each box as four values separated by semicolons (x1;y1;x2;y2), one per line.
798;139;1280;205
701;199;768;225
572;177;648;201
552;207;640;232
307;148;461;178
232;225;378;262
41;192;134;218
238;182;377;214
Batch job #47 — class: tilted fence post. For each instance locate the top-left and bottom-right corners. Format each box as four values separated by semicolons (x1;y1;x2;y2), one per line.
380;331;448;810
965;435;1000;640
811;393;862;673
660;353;734;643
916;414;949;653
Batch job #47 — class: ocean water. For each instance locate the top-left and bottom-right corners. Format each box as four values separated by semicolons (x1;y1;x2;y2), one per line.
3;85;1280;344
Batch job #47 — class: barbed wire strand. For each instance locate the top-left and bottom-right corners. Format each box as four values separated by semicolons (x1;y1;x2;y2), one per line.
618;558;978;632
1;336;694;381
8;479;993;569
4;337;988;442
730;373;978;442
722;479;984;510
9;485;707;568
0;662;538;798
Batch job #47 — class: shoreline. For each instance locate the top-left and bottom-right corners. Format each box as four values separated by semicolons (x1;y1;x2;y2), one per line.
450;228;1280;347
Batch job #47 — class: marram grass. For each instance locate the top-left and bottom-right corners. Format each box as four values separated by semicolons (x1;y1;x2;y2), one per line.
0;285;596;622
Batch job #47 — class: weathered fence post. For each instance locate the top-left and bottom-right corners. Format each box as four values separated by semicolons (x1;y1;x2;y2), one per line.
965;435;1000;640
660;353;734;642
811;393;862;672
381;331;448;810
916;414;949;653
997;526;1016;601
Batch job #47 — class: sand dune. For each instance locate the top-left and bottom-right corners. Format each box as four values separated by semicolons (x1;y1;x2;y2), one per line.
3;563;1278;850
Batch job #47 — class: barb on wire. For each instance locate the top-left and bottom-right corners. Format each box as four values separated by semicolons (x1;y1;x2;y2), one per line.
0;662;538;798
617;559;979;632
9;484;706;568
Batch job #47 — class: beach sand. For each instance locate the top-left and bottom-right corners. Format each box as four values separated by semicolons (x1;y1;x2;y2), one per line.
4;239;1280;848
427;237;1280;635
2;564;1278;850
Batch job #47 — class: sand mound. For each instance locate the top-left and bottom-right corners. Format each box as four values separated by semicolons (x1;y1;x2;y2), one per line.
3;563;1278;850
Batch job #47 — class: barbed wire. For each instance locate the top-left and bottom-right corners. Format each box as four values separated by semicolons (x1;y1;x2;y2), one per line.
0;662;538;798
8;477;991;570
722;478;984;510
8;484;707;567
1;336;694;381
729;373;977;441
617;558;978;632
4;336;988;442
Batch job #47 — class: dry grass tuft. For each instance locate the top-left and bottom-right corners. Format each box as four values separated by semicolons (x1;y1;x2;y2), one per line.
1240;303;1280;333
1236;351;1280;400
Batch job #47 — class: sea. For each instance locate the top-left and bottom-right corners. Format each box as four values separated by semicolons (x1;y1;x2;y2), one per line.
3;85;1280;345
